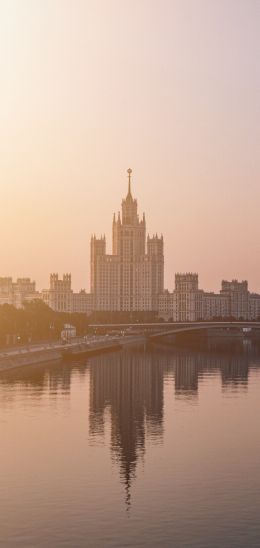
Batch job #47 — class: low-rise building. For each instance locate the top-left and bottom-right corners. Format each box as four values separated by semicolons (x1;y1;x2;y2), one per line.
0;277;13;305
249;293;260;321
174;273;203;321
158;275;260;321
202;292;229;320
1;271;259;321
220;280;249;320
42;274;93;315
159;274;203;321
158;290;175;320
0;277;38;308
73;290;93;315
42;273;73;312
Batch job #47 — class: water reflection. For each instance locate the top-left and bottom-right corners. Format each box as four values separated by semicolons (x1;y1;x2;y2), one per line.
89;348;165;508
0;339;259;511
174;353;199;398
87;340;259;508
0;361;88;398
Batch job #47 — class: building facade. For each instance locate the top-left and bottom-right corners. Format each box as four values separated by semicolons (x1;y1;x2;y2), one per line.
91;169;164;312
174;273;203;321
249;294;260;320
159;274;260;321
73;290;93;315
220;280;249;320
0;277;38;308
42;274;73;312
41;274;93;315
202;292;229;320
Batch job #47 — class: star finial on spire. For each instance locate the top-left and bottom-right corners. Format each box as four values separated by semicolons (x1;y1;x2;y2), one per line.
127;168;132;196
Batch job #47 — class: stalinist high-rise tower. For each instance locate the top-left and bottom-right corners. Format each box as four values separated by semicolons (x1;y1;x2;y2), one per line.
91;169;164;312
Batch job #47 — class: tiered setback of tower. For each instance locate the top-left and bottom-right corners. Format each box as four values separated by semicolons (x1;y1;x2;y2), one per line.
91;171;163;312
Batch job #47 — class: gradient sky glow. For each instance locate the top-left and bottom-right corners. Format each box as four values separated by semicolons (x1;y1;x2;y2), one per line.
1;0;259;292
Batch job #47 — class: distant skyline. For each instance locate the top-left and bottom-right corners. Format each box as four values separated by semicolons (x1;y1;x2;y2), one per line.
1;0;259;292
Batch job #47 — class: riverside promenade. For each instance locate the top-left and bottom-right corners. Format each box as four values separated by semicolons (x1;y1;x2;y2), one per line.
0;335;145;373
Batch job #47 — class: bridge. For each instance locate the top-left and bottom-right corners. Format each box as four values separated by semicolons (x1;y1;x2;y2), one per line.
89;321;260;339
147;321;260;340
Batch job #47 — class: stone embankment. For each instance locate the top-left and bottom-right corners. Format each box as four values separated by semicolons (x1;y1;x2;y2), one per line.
0;336;145;373
0;342;63;372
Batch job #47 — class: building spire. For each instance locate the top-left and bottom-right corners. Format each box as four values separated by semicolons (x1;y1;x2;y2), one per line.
127;168;132;197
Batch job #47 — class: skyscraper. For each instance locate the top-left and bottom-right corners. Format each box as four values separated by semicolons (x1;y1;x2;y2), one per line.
90;169;164;312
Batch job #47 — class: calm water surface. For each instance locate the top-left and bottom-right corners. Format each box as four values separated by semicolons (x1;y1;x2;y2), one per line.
1;340;260;547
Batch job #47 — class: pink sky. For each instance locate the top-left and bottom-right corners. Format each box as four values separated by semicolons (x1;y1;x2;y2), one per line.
0;0;259;293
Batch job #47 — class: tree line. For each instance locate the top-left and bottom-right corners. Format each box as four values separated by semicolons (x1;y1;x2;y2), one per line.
0;301;160;347
0;300;88;346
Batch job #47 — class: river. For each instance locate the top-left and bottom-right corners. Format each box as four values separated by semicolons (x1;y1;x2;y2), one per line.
1;339;260;547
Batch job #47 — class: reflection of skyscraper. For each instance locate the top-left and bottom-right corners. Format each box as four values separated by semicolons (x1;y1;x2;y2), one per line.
89;346;165;508
201;340;250;390
87;340;254;508
220;358;249;390
0;361;84;400
173;353;199;398
218;344;250;390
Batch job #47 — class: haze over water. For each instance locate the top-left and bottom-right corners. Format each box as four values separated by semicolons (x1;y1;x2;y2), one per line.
1;341;260;547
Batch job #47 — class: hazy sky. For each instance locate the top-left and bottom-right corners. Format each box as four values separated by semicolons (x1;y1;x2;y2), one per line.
1;0;259;292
